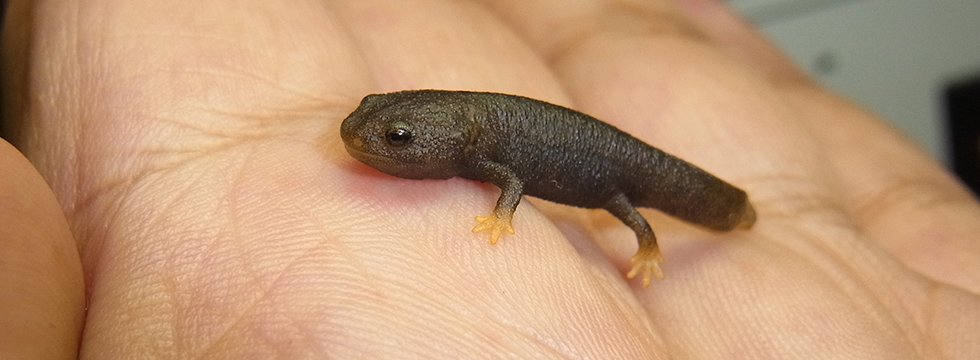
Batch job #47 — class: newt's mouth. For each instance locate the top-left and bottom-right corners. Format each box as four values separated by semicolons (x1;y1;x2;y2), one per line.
344;143;446;180
343;139;457;180
345;144;392;164
344;144;421;165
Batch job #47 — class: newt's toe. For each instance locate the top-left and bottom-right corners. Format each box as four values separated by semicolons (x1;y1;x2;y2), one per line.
473;214;515;245
626;246;665;287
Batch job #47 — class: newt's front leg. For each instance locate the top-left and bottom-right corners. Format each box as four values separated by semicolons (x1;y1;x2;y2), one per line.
470;160;523;245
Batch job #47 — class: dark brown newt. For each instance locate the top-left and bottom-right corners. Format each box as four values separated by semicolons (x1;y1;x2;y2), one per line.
340;89;755;287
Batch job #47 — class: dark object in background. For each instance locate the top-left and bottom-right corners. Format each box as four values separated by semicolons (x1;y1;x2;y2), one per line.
0;0;7;139
946;73;980;197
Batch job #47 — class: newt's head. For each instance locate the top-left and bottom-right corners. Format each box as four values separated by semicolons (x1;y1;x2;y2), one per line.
340;90;472;180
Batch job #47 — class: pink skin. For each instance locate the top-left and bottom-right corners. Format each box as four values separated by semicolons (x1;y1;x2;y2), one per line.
3;0;980;358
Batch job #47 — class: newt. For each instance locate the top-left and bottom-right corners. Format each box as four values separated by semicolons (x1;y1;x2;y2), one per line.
340;89;756;287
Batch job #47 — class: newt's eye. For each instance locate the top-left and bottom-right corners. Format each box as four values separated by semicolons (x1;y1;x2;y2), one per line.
385;124;413;146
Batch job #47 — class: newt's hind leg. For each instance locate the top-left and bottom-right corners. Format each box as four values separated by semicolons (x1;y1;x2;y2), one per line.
605;193;665;288
473;212;515;245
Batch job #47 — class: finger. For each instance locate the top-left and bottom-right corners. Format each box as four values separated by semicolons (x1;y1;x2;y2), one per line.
674;0;980;291
0;140;85;359
672;0;811;85
327;0;567;100
788;90;980;292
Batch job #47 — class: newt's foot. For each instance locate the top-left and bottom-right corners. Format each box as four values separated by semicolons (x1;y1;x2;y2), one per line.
472;214;515;245
626;246;665;288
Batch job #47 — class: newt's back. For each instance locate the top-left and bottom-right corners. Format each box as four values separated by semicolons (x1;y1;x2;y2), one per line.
471;92;755;232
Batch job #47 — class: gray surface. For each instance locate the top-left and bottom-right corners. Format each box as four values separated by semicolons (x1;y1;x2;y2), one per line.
731;0;980;163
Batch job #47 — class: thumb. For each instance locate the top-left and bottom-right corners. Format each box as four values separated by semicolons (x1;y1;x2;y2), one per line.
0;140;85;359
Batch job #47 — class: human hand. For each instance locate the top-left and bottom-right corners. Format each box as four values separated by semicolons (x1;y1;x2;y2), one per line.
3;0;979;358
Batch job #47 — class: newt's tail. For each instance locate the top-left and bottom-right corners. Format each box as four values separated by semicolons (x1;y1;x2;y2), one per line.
737;202;757;229
652;185;754;232
675;184;754;232
634;154;755;232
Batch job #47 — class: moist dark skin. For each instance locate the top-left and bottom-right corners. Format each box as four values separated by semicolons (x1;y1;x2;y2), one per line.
340;89;756;287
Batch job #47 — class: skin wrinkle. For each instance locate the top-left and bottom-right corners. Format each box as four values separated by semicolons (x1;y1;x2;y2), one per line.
483;0;705;66
852;176;973;229
749;173;848;226
803;92;980;293
180;238;281;355
759;193;933;356
87;151;244;356
182;158;357;356
191;254;293;358
850;229;955;356
823;241;925;356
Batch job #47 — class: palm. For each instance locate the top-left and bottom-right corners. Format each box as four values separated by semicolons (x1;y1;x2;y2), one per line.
3;0;979;358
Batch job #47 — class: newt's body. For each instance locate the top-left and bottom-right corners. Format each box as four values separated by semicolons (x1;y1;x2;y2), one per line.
340;89;755;287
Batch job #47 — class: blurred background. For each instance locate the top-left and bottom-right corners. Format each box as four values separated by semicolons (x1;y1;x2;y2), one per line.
1;1;978;193
730;0;980;194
